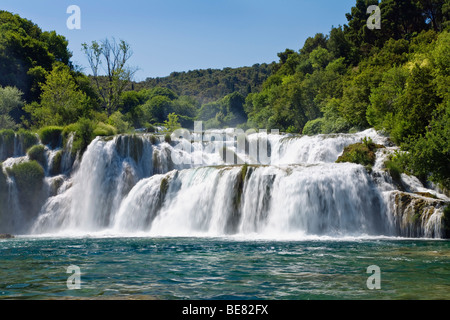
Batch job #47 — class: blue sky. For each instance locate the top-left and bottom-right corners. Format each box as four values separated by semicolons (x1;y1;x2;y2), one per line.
1;0;356;80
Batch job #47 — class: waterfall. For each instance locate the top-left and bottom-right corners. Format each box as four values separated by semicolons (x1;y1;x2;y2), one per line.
0;128;446;238
108;163;391;238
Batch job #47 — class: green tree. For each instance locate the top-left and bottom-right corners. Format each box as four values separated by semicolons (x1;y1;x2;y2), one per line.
366;66;409;130
0;11;72;102
82;38;137;115
108;111;130;133
328;26;355;62
344;0;381;56
403;100;450;189
24;63;89;127
143;95;173;124
164;113;181;132
0;86;24;129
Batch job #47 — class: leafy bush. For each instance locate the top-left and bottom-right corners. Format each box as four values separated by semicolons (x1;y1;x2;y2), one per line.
384;159;402;183
39;126;63;149
164;113;181;132
62;118;96;156
93;122;117;137
302;118;325;135
108;111;130;134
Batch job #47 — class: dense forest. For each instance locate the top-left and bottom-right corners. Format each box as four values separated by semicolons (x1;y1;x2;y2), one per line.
0;0;449;191
139;64;274;104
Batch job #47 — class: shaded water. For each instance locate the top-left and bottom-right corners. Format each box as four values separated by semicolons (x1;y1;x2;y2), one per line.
1;237;449;300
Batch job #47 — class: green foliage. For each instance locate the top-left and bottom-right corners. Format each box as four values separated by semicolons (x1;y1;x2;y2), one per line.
108;111;130;134
309;47;333;69
62;118;96;156
302;118;325;135
141;64;274;104
164;113;181;132
0;11;72;103
0;129;15;158
27;144;46;166
38;126;63;149
198;92;247;129
0;86;24;130
82;38;136;115
93;122;117;137
401;100;450;189
384;158;403;183
24;63;89;127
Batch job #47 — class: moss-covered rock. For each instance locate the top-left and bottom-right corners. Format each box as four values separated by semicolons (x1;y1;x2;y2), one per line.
0;163;6;190
164;133;172;144
116;135;144;163
336;138;384;167
225;165;251;234
160;176;170;199
27;145;46;167
0;164;7;221
6;160;44;194
149;135;158;145
159;171;178;210
219;146;245;165
6;161;45;220
443;206;450;239
49;150;63;176
390;191;448;238
17;129;39;152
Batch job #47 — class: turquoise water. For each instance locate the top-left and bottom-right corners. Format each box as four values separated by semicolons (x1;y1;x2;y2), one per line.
0;237;449;300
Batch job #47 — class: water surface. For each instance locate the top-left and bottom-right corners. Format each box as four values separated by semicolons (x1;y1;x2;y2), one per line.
1;236;449;300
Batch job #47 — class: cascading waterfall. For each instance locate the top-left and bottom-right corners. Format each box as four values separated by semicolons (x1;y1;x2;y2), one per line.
0;128;447;238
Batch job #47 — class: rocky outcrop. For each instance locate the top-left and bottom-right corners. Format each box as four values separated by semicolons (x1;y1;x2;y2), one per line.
388;191;449;238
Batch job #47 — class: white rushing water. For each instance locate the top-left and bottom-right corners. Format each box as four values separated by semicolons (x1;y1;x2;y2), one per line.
0;128;446;238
